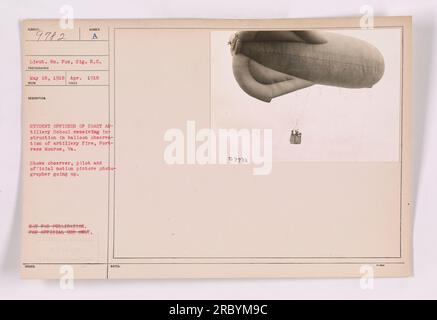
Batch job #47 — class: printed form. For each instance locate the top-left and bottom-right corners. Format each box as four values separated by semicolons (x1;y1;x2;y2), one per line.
21;18;412;279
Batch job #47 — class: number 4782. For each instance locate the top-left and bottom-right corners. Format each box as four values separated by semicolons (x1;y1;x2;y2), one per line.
35;31;65;41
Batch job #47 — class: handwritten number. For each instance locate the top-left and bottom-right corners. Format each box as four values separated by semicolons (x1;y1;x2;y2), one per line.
35;31;65;41
36;31;43;41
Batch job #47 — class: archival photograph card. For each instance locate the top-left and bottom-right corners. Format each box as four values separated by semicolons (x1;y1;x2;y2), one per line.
20;17;412;279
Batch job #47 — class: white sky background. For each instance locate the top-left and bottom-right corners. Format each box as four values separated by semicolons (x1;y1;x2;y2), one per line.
211;29;402;161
